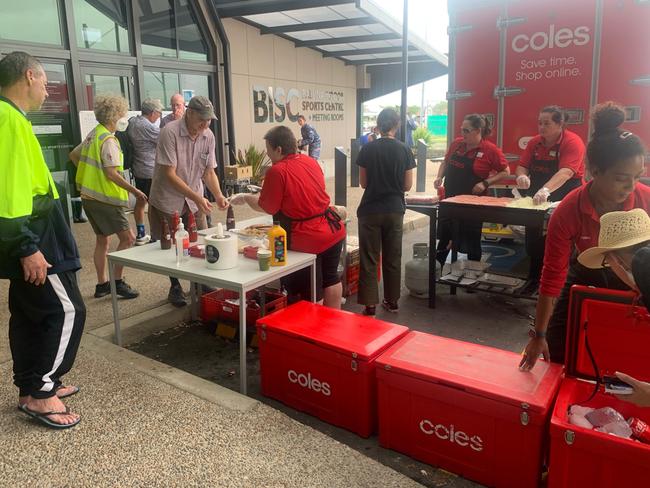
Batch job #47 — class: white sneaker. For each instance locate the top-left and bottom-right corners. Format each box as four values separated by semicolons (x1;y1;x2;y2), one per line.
135;234;151;246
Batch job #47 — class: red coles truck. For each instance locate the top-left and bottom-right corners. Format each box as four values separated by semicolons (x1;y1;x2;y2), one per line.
447;0;650;172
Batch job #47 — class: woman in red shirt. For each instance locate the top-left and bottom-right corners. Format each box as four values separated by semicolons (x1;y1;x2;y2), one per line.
434;114;509;265
520;102;649;371
231;126;345;308
515;106;586;287
515;106;585;204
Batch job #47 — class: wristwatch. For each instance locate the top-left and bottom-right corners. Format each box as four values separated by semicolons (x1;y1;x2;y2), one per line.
528;325;547;339
482;179;490;188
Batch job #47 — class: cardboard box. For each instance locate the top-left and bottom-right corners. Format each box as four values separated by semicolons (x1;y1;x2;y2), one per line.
225;165;252;181
548;286;650;487
256;301;409;437
376;331;563;487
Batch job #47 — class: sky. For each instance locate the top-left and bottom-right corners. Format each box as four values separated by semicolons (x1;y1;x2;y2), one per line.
364;0;449;112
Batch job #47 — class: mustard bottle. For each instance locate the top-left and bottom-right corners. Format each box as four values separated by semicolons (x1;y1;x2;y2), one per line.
268;221;287;266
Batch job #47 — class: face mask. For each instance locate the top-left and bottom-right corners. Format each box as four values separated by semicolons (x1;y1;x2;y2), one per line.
116;117;129;132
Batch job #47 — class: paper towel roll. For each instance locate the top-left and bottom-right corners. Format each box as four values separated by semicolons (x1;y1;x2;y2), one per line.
204;233;238;270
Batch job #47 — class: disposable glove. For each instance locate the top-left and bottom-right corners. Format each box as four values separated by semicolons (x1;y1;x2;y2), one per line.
516;174;531;189
533;187;550;205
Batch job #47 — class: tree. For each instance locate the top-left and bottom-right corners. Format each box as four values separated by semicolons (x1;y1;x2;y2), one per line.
430;100;448;115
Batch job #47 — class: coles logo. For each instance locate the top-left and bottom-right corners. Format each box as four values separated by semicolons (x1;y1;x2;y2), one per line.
512;24;590;53
287;369;331;396
419;419;484;452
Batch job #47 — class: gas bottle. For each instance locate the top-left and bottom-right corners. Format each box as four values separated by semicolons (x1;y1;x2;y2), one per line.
405;243;440;298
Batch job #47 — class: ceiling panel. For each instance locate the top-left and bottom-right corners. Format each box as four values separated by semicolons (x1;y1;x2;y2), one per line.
329;4;368;19
284;7;344;23
243;12;294;27
288;30;334;41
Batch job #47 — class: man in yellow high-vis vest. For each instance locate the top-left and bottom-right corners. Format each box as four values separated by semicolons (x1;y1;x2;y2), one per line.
0;51;85;429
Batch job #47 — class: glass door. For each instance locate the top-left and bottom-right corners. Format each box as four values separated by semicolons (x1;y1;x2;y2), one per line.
79;65;135;110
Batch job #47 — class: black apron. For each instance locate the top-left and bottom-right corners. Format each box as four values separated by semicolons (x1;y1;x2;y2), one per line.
546;259;629;363
273;207;342;250
528;142;582;202
436;149;484;263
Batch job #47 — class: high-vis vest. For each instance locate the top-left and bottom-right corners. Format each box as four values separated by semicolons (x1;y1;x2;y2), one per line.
0;99;58;220
76;124;128;206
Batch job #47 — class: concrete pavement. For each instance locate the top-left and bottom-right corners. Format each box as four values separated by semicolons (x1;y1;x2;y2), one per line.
0;162;441;487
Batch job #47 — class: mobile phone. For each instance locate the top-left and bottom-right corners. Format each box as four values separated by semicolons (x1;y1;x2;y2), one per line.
602;375;634;395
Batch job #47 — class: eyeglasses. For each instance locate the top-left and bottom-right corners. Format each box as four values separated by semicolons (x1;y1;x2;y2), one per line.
461;128;472;134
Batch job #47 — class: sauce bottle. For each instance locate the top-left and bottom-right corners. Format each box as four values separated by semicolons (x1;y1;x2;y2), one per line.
187;212;198;242
226;205;236;230
175;221;190;266
171;211;180;244
268;221;287;266
160;218;172;250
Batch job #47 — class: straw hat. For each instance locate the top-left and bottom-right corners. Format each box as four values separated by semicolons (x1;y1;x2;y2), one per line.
578;209;650;269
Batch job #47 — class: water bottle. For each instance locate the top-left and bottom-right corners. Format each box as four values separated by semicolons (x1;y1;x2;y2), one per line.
175;221;190;266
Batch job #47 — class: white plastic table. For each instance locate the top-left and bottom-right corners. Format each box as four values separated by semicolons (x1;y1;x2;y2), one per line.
107;243;316;394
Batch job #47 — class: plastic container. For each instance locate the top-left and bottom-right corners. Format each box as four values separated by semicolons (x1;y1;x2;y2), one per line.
376;331;563;488
174;221;189;266
548;286;650;487
200;288;287;327
257;301;409;437
268;221;287;266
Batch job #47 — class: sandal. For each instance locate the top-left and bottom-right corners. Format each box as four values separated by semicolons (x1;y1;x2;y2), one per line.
18;385;80;409
56;385;80;399
19;404;81;430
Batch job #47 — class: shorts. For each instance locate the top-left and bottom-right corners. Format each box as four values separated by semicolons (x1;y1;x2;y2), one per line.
148;204;207;240
134;177;152;197
82;198;130;236
282;239;344;302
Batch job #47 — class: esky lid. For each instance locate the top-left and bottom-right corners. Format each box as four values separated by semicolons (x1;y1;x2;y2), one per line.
376;331;563;413
257;301;409;361
565;286;649;383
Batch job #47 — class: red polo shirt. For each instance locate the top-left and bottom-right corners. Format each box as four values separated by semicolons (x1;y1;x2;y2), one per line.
539;182;650;297
445;138;508;179
519;129;586;179
258;153;345;254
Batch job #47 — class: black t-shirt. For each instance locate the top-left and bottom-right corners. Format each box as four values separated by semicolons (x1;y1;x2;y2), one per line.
356;137;416;217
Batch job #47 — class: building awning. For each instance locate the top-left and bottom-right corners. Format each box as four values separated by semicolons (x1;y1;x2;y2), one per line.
210;0;448;71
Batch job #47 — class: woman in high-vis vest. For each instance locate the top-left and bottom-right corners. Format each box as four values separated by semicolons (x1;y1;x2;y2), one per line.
71;94;146;299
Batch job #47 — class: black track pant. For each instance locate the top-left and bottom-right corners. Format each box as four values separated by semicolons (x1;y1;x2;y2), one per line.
8;271;86;399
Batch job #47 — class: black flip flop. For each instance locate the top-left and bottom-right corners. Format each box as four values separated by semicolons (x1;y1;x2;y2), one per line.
19;404;81;430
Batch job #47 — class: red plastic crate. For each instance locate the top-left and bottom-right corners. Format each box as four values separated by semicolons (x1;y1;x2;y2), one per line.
256;301;409;437
376;331;563;488
548;286;650;487
201;289;286;327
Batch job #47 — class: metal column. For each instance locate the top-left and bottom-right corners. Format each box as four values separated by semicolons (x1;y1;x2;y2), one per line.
416;139;428;192
334;147;347;207
350;138;360;187
400;0;409;143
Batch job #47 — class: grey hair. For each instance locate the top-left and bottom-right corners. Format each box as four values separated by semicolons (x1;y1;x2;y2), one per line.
0;51;43;88
141;98;162;115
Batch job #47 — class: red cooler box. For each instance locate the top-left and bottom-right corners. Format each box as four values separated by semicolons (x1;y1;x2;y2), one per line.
256;301;409;437
376;331;563;488
548;286;650;487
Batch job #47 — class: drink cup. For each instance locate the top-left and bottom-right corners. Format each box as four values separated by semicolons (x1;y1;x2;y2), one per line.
257;249;271;271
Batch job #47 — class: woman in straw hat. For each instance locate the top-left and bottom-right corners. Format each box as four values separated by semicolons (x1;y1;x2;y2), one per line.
578;210;650;408
520;102;650;371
